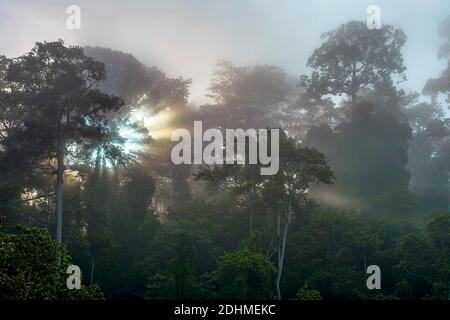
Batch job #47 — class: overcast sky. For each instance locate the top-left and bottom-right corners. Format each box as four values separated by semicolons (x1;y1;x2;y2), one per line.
0;0;449;104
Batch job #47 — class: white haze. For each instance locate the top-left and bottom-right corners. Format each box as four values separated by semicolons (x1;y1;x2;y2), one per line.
0;0;448;104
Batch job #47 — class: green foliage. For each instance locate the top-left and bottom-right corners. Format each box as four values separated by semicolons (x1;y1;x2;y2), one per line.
0;222;103;299
1;18;450;301
296;282;322;300
213;235;276;299
392;213;450;299
3;40;124;167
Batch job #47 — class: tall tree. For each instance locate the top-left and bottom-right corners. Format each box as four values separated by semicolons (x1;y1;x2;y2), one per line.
5;41;123;243
195;160;267;235
265;135;334;299
305;101;412;203
203;60;293;129
412;15;450;212
299;21;406;108
423;15;450;104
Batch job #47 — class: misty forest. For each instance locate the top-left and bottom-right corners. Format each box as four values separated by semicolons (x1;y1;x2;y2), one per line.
1;16;450;300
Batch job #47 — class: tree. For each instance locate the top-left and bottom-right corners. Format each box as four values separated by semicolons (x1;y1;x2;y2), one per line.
203;61;293;129
290;210;383;299
196;131;334;300
296;282;322;300
0;55;23;147
82;47;195;215
299;21;406;108
83;46;191;108
265;134;334;299
427;214;450;299
305;101;412;203
0;219;103;299
4;41;123;243
394;214;450;300
213;234;276;299
195;160;267;235
414;16;450;213
423;16;450;104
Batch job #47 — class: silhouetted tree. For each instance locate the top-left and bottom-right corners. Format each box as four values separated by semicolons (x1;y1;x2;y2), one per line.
4;41;123;243
299;21;406;108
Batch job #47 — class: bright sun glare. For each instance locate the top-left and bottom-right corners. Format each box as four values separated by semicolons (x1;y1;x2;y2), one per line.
74;104;174;169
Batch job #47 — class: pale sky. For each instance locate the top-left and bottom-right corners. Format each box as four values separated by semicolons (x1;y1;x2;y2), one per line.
0;0;449;104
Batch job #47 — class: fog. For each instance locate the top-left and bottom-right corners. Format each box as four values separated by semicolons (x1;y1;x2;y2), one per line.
2;1;450;301
0;0;448;104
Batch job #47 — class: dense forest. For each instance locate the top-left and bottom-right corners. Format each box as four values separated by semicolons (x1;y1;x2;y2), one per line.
1;16;450;300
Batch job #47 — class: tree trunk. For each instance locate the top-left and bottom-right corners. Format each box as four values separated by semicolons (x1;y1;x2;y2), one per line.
276;194;292;300
90;258;95;285
55;140;65;244
364;253;367;271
